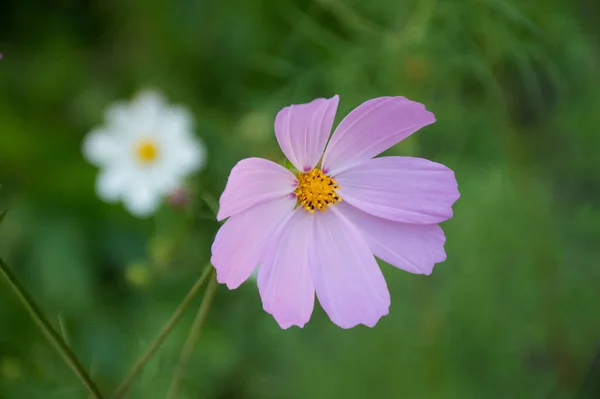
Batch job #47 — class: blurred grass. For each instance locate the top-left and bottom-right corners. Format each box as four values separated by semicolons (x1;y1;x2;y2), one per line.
1;0;600;398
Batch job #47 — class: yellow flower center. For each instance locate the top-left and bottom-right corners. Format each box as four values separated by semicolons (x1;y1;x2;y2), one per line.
136;139;159;164
295;168;342;213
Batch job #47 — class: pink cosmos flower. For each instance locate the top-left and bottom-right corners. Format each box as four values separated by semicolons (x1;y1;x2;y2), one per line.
212;95;459;329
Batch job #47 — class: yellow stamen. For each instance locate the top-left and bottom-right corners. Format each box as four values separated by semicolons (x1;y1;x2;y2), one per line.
295;168;342;213
136;140;159;164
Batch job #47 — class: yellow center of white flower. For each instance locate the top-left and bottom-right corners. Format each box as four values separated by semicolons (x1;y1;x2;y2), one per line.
136;139;159;164
295;168;342;213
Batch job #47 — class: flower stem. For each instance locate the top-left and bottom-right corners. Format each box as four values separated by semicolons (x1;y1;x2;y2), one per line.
165;269;218;399
0;259;104;399
112;265;213;399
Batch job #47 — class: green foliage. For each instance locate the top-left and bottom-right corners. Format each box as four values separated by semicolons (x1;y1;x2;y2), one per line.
1;0;599;398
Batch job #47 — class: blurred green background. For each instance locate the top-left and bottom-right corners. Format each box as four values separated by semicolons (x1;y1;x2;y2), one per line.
1;0;600;398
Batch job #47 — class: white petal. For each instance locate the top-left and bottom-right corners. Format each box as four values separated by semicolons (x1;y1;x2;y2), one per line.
83;128;119;166
104;102;131;129
122;184;161;217
133;90;167;116
174;135;206;175
96;168;129;202
120;90;169;135
159;105;195;136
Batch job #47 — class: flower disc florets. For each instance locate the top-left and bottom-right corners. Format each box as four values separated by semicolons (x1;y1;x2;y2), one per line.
295;168;342;213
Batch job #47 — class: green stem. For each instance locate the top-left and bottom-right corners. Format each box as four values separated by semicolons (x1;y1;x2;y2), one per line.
58;315;71;347
0;259;104;399
112;265;213;399
165;269;218;399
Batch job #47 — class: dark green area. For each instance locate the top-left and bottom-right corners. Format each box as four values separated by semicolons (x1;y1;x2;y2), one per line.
1;0;600;398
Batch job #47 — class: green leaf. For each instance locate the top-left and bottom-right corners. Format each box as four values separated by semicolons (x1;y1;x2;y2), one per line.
0;210;6;225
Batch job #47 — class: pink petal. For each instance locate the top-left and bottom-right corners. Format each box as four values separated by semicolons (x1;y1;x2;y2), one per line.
335;156;459;224
211;196;296;289
274;95;339;172
337;202;446;275
258;209;315;329
309;208;390;328
217;157;297;221
322;97;435;175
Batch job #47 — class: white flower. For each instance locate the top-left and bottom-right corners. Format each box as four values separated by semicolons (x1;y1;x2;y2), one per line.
83;90;206;217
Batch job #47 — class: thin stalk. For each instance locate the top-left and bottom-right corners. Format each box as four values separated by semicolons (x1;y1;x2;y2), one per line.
58;315;71;347
0;259;104;399
112;265;213;399
165;270;218;399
